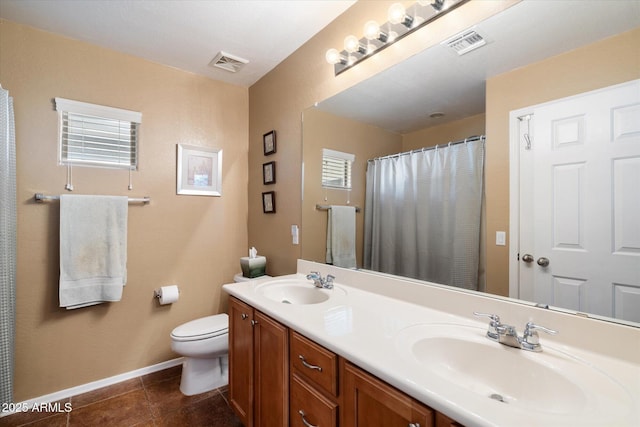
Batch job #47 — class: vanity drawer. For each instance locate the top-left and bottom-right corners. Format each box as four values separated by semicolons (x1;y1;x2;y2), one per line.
290;331;338;397
290;374;338;427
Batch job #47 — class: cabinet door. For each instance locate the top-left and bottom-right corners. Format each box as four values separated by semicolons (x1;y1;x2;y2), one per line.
254;310;289;427
229;297;254;427
343;361;434;427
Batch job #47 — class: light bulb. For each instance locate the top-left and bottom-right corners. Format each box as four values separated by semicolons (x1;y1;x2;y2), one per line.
363;20;380;40
388;3;406;24
388;2;413;28
325;48;343;65
344;35;360;53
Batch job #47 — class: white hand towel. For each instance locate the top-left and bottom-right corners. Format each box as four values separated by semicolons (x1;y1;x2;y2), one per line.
59;195;128;309
326;205;356;269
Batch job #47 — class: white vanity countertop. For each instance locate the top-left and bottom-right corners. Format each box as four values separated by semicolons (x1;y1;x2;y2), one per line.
223;269;640;427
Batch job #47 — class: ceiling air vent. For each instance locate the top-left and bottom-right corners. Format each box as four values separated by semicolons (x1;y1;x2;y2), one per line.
209;51;249;73
444;29;486;56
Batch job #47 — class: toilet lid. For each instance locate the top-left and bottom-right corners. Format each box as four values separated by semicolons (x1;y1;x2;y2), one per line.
171;314;228;341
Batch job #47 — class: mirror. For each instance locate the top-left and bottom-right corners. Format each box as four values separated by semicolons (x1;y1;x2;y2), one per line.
302;1;640;326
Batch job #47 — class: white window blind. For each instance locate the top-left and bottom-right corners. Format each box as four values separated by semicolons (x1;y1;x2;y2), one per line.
55;98;142;170
322;148;354;190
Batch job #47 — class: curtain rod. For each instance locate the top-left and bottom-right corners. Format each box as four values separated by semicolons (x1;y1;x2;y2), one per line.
315;204;361;213
34;193;150;204
368;135;485;163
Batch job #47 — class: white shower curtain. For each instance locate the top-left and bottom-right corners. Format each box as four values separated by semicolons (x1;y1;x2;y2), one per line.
0;86;16;404
364;138;484;290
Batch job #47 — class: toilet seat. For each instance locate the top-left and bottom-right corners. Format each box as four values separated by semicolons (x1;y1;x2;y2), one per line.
171;314;228;342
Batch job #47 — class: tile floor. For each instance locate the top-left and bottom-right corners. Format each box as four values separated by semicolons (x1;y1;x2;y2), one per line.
0;365;243;427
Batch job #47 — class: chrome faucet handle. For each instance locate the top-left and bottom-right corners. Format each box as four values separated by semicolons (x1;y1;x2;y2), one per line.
325;274;335;289
473;312;501;341
306;271;321;282
521;321;558;352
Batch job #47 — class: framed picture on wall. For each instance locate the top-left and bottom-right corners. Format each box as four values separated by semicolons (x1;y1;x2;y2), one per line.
176;144;223;196
263;130;276;155
263;161;276;185
262;191;276;213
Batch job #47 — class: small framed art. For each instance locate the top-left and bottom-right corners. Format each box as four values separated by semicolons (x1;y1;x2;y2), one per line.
263;130;276;155
263;161;276;185
262;191;276;213
176;144;223;196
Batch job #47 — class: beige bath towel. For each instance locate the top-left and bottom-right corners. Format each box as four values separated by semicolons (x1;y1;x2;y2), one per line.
59;195;128;309
326;205;356;269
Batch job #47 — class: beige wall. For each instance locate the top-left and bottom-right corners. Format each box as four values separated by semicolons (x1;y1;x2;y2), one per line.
248;0;517;276
485;27;640;296
301;108;402;266
0;19;249;401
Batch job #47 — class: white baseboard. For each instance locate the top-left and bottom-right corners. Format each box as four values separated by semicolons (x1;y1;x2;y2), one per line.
0;357;184;418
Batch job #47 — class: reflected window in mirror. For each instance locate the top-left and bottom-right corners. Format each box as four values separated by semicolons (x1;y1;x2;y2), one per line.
322;148;354;190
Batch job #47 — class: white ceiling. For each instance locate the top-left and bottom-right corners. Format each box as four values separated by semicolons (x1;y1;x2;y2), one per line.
316;0;640;133
0;0;356;87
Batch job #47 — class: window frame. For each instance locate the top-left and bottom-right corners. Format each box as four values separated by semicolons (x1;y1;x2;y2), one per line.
55;97;142;170
322;148;354;190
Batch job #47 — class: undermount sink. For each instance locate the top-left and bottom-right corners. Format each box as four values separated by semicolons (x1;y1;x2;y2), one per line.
255;278;345;305
395;324;632;419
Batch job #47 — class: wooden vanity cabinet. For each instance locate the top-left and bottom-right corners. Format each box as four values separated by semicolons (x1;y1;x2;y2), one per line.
342;361;434;427
229;296;464;427
289;331;339;427
229;297;288;427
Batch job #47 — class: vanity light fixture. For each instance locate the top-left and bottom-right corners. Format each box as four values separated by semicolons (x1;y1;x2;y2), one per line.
326;0;468;76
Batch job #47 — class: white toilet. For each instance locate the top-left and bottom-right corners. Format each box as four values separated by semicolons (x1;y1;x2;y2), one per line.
170;313;229;396
171;275;270;396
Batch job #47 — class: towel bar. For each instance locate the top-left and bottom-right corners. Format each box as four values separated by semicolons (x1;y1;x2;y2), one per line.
34;193;150;204
315;204;360;212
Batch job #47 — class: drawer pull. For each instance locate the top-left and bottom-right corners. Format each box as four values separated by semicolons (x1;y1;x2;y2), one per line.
241;313;248;320
408;424;420;427
298;410;318;427
299;355;323;372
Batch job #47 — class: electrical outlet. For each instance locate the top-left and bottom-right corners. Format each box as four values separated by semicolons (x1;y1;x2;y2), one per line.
291;225;299;245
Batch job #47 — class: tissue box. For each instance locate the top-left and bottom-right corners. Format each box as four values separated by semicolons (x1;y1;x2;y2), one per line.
240;256;266;278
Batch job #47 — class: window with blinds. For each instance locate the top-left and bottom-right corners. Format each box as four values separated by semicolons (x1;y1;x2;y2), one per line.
55;98;142;170
322;148;354;190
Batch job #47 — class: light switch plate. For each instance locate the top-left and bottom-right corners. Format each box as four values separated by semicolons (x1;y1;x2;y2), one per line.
496;231;506;246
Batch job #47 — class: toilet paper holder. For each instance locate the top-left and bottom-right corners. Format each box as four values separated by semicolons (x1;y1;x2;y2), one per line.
153;286;180;299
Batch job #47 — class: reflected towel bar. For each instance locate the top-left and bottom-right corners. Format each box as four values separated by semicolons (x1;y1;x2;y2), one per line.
34;193;150;204
316;204;360;212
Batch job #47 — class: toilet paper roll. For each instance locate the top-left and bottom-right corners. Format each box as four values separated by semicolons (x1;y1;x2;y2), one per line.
157;285;179;305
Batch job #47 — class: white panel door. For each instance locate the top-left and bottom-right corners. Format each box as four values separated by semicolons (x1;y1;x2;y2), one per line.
519;80;640;322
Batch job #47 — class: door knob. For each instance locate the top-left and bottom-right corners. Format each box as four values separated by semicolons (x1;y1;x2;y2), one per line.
522;254;534;263
537;257;550;267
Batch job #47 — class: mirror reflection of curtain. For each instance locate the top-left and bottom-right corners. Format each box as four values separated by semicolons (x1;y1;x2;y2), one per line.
0;86;16;404
364;138;485;290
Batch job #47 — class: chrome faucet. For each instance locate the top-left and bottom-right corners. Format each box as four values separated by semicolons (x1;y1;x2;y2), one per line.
306;271;335;289
474;312;558;352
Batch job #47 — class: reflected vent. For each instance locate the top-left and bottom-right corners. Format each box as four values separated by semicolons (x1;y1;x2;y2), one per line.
209;51;249;73
444;29;486;56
